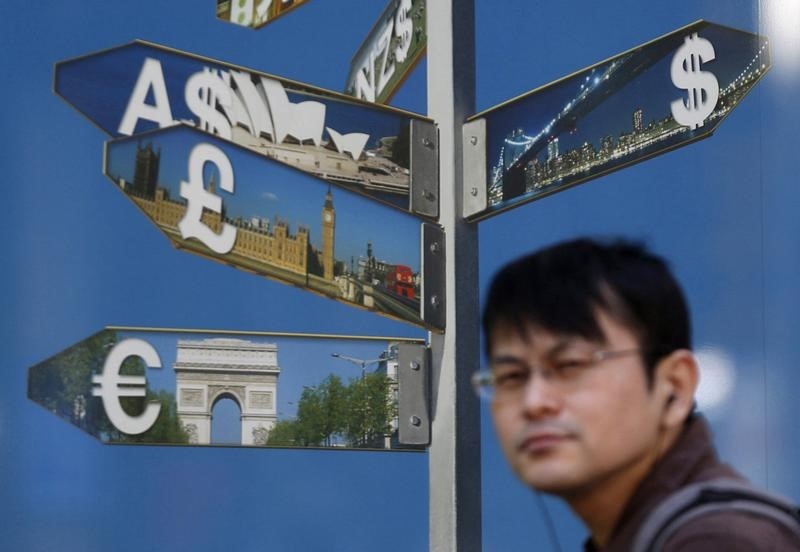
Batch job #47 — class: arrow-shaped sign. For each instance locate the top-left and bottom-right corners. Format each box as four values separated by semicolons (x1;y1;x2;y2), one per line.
216;0;312;29
103;124;445;330
463;20;771;220
28;327;429;449
54;40;438;217
345;0;427;105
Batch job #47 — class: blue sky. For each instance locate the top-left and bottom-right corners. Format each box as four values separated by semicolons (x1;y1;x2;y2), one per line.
114;329;415;442
4;1;800;551
104;126;422;271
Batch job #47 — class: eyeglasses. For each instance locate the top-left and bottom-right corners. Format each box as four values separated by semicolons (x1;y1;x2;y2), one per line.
471;348;641;401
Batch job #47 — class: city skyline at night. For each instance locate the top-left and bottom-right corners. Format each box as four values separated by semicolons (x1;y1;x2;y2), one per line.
478;21;771;213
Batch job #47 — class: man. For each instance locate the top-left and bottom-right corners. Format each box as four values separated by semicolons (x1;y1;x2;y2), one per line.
476;238;800;551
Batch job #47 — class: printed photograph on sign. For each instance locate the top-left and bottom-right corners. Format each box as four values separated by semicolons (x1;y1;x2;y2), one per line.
28;328;426;451
216;0;311;30
471;21;770;220
104;125;431;328
54;41;431;212
345;0;427;105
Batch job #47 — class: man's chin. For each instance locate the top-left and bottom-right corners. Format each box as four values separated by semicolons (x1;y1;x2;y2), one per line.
513;455;583;494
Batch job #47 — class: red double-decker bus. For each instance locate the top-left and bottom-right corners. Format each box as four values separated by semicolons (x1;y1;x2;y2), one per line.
385;264;415;299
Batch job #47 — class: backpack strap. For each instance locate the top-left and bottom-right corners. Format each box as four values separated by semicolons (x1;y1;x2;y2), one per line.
631;477;800;552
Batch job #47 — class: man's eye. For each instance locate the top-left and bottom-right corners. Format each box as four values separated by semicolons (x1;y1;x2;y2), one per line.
551;359;589;378
494;369;528;388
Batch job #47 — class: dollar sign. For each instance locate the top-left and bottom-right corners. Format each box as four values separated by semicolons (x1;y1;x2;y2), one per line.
670;33;719;130
394;0;413;64
185;67;232;140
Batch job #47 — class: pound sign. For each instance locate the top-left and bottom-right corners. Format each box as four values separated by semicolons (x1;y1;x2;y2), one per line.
178;143;237;254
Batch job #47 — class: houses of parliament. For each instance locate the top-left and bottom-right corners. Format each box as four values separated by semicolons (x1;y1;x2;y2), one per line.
119;142;336;280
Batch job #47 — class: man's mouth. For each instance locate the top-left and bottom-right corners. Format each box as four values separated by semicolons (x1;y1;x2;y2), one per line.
517;432;572;454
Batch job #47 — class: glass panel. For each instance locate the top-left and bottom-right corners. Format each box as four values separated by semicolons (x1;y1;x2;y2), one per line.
55;41;430;213
475;2;798;550
28;327;425;451
104;125;433;328
216;0;312;30
470;20;769;220
345;0;427;104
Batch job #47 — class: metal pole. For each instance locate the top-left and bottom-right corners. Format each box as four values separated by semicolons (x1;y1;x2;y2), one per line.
427;1;481;550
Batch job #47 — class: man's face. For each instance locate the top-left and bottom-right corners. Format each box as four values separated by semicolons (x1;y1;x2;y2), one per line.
489;309;666;498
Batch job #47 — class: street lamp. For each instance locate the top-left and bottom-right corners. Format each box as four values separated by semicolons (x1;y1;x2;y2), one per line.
329;352;394;379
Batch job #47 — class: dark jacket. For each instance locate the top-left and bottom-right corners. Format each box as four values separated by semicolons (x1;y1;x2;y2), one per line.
584;415;800;551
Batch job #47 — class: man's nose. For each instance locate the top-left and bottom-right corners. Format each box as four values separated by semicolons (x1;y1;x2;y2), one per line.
521;372;563;418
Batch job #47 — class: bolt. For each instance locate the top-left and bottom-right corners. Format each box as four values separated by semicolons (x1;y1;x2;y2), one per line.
470;187;478;197
469;136;478;145
429;241;441;254
422;138;434;149
410;360;420;371
430;295;440;308
410;415;422;427
424;191;437;202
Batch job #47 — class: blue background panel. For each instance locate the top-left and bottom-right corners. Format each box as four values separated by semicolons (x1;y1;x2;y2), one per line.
2;1;798;551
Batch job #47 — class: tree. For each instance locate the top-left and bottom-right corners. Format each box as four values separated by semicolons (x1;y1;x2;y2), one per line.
263;371;397;449
28;329;119;438
319;374;348;446
112;389;189;445
266;419;301;446
344;373;395;448
288;375;349;446
294;384;326;446
28;330;188;445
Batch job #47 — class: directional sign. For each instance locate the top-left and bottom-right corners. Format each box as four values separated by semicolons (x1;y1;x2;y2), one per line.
216;0;311;29
463;20;771;221
28;327;429;449
103;124;445;330
54;40;438;217
345;0;427;104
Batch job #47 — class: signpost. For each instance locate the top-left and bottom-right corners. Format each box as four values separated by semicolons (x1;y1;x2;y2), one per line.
54;40;439;217
462;20;771;220
45;6;773;551
103;124;445;330
345;0;427;105
216;0;311;30
28;327;429;449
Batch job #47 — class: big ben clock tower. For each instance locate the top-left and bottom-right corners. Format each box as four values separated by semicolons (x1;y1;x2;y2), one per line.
322;187;335;280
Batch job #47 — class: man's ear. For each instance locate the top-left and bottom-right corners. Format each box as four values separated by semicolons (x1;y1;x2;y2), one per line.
653;349;699;429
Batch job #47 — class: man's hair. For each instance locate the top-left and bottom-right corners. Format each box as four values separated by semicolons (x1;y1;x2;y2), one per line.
482;238;691;379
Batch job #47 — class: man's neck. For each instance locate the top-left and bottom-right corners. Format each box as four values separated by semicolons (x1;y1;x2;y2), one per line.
566;429;682;548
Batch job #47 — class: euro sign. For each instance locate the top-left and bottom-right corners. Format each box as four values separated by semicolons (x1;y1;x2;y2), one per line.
670;33;719;130
179;143;237;254
91;338;162;435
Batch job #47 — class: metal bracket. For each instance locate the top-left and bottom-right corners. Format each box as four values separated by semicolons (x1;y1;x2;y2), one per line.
462;118;487;220
410;119;439;219
421;222;445;331
397;343;430;445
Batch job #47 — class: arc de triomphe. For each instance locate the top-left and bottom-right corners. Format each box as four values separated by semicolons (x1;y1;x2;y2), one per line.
174;338;279;445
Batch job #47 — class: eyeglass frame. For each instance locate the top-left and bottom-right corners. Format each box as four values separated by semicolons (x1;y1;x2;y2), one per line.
471;347;643;401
